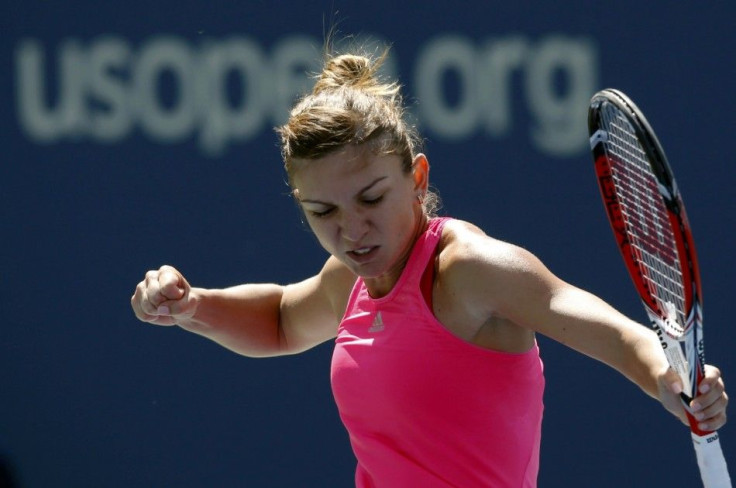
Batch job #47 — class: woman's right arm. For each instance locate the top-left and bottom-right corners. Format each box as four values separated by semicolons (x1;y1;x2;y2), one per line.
130;258;355;357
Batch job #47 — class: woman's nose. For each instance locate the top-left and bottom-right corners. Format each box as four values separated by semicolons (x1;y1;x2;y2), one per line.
340;210;369;242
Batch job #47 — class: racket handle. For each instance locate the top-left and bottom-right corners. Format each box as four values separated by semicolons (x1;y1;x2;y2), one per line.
692;431;732;488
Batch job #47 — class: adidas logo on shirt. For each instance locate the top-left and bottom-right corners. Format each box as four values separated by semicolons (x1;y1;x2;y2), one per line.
369;312;385;333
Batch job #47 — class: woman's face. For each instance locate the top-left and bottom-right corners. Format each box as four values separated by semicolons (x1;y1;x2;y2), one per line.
292;145;428;295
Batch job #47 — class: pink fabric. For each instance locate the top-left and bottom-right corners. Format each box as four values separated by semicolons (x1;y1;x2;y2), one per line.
331;217;545;487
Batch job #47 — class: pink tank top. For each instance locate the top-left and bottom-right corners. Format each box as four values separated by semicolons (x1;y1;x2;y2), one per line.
331;217;545;487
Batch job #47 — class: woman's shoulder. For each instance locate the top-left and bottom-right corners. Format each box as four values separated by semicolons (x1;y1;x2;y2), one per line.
436;218;552;322
437;218;544;287
440;219;524;263
319;255;358;291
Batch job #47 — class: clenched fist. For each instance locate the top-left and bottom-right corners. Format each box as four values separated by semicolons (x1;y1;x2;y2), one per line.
131;265;197;326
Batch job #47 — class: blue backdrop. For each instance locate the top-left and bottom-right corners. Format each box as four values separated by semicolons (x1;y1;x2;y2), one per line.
2;1;734;486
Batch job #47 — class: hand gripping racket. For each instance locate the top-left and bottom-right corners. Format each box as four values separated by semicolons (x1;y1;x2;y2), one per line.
588;88;731;488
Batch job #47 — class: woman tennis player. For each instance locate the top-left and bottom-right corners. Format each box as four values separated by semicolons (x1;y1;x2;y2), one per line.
131;47;728;487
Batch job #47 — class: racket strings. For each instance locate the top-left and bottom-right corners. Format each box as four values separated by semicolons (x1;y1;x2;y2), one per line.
599;104;687;326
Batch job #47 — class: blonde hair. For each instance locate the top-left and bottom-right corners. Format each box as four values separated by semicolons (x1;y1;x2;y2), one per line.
276;47;439;216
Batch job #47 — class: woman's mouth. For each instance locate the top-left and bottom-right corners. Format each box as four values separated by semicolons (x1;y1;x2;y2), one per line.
347;246;378;263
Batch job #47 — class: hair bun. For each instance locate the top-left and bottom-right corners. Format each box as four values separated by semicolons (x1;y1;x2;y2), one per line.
313;54;379;94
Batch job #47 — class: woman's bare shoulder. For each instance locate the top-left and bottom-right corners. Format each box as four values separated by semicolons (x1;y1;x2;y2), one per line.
317;256;358;313
440;219;531;268
437;219;556;311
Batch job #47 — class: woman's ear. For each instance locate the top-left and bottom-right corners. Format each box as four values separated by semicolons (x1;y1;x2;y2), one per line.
412;154;430;193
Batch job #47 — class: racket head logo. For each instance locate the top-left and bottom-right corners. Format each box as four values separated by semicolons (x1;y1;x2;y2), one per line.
589;128;608;149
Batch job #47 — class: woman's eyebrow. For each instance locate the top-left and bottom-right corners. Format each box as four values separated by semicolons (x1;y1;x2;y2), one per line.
299;176;388;204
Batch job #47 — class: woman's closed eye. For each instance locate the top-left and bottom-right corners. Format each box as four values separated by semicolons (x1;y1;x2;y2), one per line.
362;195;384;206
307;206;335;218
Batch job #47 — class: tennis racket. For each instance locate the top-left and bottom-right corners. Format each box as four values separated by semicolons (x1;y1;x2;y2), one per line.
588;88;731;488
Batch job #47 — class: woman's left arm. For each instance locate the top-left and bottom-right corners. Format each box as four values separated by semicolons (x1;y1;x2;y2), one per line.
538;281;727;430
452;226;728;430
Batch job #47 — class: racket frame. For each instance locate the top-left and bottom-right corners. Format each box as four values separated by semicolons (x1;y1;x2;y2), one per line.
588;88;731;488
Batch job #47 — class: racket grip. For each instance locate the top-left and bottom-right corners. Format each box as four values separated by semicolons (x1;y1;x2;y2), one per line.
692;431;732;488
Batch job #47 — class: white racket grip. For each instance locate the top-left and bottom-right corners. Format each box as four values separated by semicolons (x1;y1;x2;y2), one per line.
692;431;732;488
